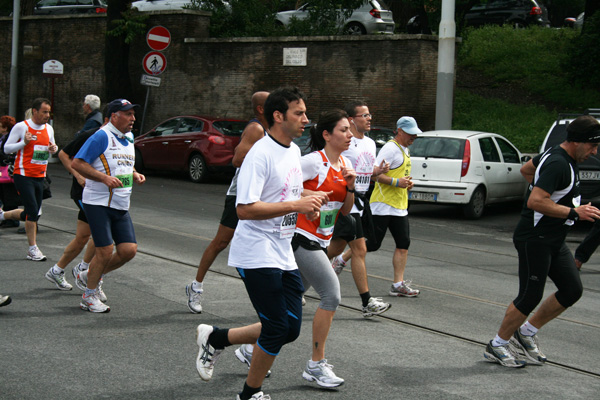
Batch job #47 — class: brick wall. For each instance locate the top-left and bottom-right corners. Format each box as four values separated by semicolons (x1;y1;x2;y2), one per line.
0;11;441;147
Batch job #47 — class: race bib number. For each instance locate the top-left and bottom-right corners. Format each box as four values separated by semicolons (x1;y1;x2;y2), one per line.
116;173;133;188
280;212;298;239
355;173;371;192
317;202;342;237
31;145;49;165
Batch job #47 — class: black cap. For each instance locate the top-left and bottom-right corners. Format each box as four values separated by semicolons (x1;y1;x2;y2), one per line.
567;115;600;143
107;99;139;117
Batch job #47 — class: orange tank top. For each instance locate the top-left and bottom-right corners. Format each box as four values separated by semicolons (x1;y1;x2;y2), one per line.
14;121;51;178
296;151;348;244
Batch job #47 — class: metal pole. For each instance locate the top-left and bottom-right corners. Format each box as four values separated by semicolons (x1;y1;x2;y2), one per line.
435;0;456;130
9;0;21;117
139;85;150;136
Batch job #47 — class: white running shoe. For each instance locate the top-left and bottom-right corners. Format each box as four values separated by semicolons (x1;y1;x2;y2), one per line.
27;246;47;262
389;280;420;297
196;324;223;381
0;294;12;307
96;279;107;302
236;392;271;400
483;341;526;368
234;344;271;377
362;297;391;318
509;330;546;365
331;256;346;275
302;359;345;388
186;284;203;314
75;270;88;291
80;292;110;313
72;262;83;281
45;268;73;291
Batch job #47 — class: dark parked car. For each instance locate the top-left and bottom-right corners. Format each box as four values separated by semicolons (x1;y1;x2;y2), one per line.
464;0;550;29
33;0;107;15
134;116;248;183
367;126;395;153
540;109;600;204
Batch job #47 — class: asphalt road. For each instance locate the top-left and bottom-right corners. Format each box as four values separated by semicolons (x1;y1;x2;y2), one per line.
1;164;599;399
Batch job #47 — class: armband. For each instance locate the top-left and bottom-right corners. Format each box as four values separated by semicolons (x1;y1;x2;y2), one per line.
568;208;579;221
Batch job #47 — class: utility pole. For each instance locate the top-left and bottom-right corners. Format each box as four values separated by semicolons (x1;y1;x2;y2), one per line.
435;0;456;130
9;0;21;117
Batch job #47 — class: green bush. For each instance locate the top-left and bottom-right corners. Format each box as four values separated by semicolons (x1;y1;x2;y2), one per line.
453;89;555;153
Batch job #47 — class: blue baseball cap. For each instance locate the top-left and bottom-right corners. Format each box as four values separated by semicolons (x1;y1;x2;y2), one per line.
396;116;422;135
107;99;139;116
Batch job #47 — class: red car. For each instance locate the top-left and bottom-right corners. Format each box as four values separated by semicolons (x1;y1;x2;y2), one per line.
134;116;248;183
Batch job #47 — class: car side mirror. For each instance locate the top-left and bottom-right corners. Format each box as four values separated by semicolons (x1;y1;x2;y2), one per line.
521;155;532;163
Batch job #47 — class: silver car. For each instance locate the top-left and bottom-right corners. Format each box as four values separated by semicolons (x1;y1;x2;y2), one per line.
276;1;395;35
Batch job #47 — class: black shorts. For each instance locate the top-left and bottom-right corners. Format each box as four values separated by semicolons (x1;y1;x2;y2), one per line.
74;199;88;223
13;174;44;222
219;195;239;230
331;213;364;243
369;214;410;252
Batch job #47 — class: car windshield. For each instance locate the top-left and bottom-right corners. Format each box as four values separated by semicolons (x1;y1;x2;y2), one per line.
212;121;247;136
545;123;567;150
410;137;465;159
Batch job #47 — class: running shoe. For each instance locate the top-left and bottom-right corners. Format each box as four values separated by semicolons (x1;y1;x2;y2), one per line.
45;268;73;291
75;270;88;291
389;280;420;297
186;284;203;314
302;359;345;388
362;297;391;318
72;261;84;281
80;292;110;313
0;294;12;307
236;392;271;400
301;295;306;306
331;256;346;275
27;246;47;262
483;341;526;368
196;324;222;381
509;330;546;365
96;279;107;302
234;344;272;377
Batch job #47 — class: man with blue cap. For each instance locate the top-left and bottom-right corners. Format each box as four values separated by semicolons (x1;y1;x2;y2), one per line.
72;99;146;313
369;116;422;297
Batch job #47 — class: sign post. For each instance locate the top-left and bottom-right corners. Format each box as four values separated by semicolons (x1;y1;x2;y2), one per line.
42;59;64;125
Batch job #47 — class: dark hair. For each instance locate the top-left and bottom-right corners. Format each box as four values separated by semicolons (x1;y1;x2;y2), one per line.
0;115;16;132
344;100;368;118
32;98;51;111
309;109;349;152
264;86;306;128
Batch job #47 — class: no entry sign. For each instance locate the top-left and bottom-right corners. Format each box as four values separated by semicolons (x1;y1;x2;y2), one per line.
146;26;171;51
143;51;167;75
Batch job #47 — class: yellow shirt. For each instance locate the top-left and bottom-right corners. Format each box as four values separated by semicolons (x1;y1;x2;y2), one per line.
370;140;410;210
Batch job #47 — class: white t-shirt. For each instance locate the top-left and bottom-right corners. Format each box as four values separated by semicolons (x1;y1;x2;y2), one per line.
371;141;409;217
341;135;376;215
228;135;303;271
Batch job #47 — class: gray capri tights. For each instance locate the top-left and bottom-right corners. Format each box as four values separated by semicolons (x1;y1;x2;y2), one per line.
294;245;341;312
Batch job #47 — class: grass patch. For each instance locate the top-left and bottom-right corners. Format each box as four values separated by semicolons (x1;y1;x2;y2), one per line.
453;89;555;153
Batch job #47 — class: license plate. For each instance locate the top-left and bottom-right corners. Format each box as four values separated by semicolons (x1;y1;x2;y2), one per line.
579;170;600;180
409;191;437;202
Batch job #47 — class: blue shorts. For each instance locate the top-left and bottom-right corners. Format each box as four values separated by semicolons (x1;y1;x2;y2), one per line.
83;203;136;247
236;267;304;356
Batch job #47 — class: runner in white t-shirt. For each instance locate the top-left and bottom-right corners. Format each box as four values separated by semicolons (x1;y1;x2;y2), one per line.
194;87;324;400
327;101;392;318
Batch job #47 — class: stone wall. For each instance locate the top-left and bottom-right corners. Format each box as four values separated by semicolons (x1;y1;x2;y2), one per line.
0;11;441;147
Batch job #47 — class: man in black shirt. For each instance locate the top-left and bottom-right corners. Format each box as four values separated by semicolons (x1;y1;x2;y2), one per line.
484;115;600;368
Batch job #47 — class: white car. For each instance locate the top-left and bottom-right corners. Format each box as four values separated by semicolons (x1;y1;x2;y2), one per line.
408;130;528;219
132;0;192;11
276;1;395;35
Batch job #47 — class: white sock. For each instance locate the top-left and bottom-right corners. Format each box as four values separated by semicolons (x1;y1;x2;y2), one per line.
51;264;63;274
0;211;4;221
393;281;404;289
80;261;90;271
191;280;203;292
520;321;538;336
492;335;509;347
29;245;37;251
336;255;346;266
308;359;320;368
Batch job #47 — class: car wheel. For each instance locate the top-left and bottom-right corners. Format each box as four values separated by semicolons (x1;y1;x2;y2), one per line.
345;22;367;35
134;149;145;173
462;186;486;219
188;154;207;183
